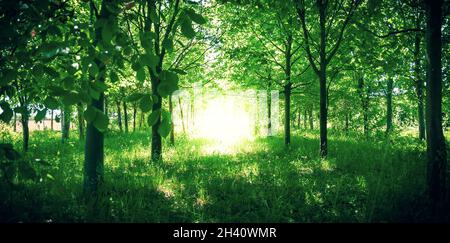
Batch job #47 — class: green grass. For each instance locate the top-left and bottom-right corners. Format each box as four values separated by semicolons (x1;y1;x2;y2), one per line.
0;129;448;222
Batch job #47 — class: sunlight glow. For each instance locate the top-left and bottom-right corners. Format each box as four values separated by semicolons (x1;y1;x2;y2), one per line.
192;95;255;154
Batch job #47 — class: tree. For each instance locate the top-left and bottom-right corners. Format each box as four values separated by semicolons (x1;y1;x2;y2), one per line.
295;0;362;157
424;0;447;218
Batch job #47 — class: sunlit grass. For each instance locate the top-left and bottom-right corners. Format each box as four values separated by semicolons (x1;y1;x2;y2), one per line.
1;128;446;222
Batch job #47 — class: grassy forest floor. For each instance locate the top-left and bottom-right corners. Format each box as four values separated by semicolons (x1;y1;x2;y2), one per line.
1;129;449;222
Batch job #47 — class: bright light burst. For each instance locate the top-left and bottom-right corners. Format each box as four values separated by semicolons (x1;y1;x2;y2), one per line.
192;95;255;154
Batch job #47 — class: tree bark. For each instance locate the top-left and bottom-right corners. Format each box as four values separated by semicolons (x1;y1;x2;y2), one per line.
178;97;186;134
21;111;29;152
123;101;128;133
84;0;112;195
77;103;84;141
133;103;137;132
424;0;447;217
414;12;426;140
13;111;17;132
284;26;293;146
309;107;314;130
318;3;328;157
116;100;122;132
61;106;71;142
50;109;54;131
386;78;393;134
169;95;175;145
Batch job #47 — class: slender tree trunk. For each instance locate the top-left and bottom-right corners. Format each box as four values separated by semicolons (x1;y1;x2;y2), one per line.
123;101;128;133
133;103;137;132
84;0;112;195
267;88;272;136
169;95;175;145
178;97;186;134
116;100;122;132
21;110;29;152
50;109;54;131
309;107;314;130
386;78;393;134
284;28;293;146
318;3;328;157
13;112;17;132
139;109;143;130
77;103;84;141
303;108;307;129
424;0;447;217
358;76;369;138
297;108;301;129
414;13;426;140
62;106;71;142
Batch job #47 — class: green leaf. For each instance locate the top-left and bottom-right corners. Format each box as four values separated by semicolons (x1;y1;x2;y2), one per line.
0;70;17;86
0;102;13;123
102;24;113;44
62;92;80;106
48;85;67;96
139;94;153;112
89;88;101;100
62;76;74;89
43;66;60;79
162;38;174;53
127;93;145;102
158;71;179;97
158;118;171;137
33;64;44;78
141;53;159;68
84;106;98;123
93;111;109;132
91;81;108;93
19;161;37;180
35;109;47;122
43;97;59;110
110;72;119;83
147;109;160;126
136;67;146;82
181;18;195;39
88;62;99;77
186;9;207;25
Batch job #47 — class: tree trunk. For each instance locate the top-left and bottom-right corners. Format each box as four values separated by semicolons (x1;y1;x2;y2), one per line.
319;3;328;157
149;66;162;161
303;108;307;129
139;109;143;130
178;97;186;134
116;100;122;132
77;103;84;141
284;27;293;146
386;78;393;134
21;111;29;152
309;107;314;130
169;95;175;146
414;13;426;140
84;0;111;195
358;76;369;138
267;88;272;136
62;106;71;142
123;101;128;133
424;0;447;217
133;103;137;132
13;111;17;132
50;109;54;131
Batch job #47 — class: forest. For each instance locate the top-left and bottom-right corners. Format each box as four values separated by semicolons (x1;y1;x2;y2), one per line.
0;0;449;223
